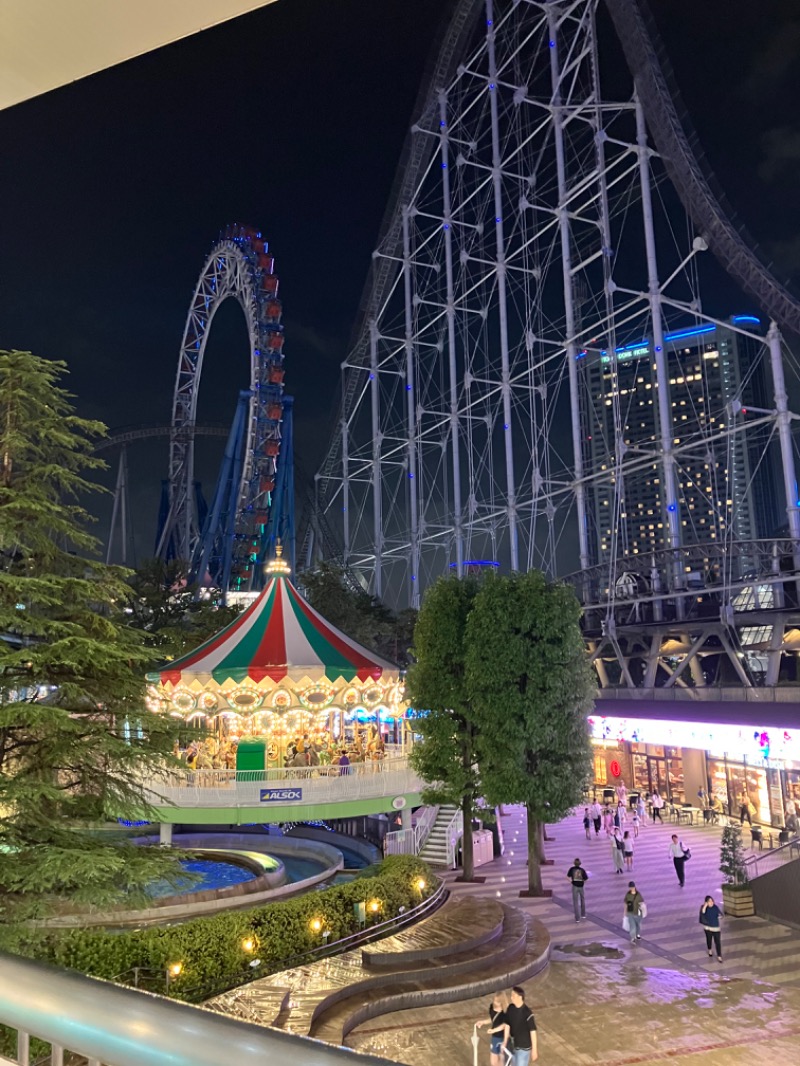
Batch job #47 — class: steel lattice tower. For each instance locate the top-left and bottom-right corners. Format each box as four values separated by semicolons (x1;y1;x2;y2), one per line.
317;0;800;621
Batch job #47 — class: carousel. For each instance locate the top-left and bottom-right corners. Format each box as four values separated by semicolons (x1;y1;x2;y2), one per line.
145;548;408;770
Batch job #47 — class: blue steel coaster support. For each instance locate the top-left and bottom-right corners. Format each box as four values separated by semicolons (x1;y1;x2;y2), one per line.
191;390;251;590
261;395;296;578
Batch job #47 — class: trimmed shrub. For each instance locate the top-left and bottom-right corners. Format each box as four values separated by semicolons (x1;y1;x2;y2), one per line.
1;855;434;1003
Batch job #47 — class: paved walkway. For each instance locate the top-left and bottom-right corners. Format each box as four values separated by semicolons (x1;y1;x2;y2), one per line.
442;805;800;988
344;806;800;1065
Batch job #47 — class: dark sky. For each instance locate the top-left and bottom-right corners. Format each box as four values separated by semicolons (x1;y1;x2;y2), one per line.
0;0;798;563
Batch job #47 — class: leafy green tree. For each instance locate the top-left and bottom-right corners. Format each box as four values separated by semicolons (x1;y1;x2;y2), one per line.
127;558;240;670
300;562;417;665
406;576;481;880
466;570;595;895
719;823;749;886
0;351;184;921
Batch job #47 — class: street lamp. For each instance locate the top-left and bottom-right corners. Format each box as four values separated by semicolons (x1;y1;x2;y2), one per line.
165;961;183;992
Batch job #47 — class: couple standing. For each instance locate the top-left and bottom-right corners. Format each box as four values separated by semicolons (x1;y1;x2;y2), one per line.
476;986;538;1065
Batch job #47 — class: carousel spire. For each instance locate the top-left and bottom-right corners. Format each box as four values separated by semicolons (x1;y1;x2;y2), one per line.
265;540;292;577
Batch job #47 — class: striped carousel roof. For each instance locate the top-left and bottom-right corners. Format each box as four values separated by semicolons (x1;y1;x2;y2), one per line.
147;569;397;690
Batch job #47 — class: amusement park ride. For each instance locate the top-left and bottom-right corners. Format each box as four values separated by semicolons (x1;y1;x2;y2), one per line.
102;224;295;595
102;0;800;700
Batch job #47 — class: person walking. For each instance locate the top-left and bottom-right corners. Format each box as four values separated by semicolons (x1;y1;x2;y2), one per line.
738;789;753;825
566;858;588;922
590;799;602;837
582;809;592;840
475;992;510;1066
699;895;723;962
668;833;688;887
622;830;634;871
651;791;664;823
636;794;646;825
505;987;538;1065
631;809;641;838
603;804;614;835
623;881;646;944
611;828;625;874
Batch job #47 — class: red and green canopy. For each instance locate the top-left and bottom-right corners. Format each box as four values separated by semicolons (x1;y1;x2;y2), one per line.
147;574;397;691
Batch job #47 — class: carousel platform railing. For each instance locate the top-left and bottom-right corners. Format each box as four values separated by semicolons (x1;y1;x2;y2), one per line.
142;755;424;809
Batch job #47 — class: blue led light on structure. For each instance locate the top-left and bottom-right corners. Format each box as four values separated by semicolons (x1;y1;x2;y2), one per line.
664;324;716;342
732;315;761;325
667;503;677;513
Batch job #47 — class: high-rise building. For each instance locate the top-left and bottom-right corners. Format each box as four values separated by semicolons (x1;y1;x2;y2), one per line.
579;316;780;571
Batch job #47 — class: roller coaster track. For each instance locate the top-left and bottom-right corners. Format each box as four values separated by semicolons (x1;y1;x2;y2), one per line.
94;423;229;452
605;0;800;335
316;0;484;491
318;0;800;503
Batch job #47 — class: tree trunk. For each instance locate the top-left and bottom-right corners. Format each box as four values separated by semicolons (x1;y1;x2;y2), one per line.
461;792;475;881
526;806;545;895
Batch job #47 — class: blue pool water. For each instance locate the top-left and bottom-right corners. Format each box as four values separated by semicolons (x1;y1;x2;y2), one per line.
281;856;329;883
148;859;257;898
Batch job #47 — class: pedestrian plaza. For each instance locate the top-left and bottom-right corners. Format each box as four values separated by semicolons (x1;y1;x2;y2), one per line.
345;806;800;1065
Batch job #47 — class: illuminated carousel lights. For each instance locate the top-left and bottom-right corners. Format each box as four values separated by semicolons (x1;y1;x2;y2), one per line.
172;689;197;714
199;691;219;712
272;689;293;710
299;683;335;710
229;686;264;710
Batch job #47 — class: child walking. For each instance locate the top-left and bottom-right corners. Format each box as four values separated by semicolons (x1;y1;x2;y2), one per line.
622;830;634;870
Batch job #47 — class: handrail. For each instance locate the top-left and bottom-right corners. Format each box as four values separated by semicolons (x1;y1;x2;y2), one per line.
444;808;464;870
113;879;448;1001
0;953;397;1066
160;754;411;786
595;686;800;703
384;804;439;857
142;760;425;812
744;833;800;880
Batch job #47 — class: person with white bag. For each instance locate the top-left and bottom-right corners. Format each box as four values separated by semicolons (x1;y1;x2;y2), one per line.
623;881;646;944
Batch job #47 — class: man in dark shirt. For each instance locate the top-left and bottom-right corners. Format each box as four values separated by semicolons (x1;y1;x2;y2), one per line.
505;986;537;1065
566;857;588;922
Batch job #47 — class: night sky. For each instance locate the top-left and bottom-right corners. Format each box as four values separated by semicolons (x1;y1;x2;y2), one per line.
0;0;798;563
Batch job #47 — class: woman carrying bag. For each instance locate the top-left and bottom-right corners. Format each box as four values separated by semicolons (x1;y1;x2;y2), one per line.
623;881;646;944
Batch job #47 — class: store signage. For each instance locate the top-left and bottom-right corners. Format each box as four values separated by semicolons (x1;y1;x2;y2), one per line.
260;788;303;802
588;715;798;766
609;760;622;778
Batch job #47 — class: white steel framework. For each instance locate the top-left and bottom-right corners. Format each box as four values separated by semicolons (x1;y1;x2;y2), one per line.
318;0;800;644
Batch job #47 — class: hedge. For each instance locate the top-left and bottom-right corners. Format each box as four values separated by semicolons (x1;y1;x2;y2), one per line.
0;855;435;1005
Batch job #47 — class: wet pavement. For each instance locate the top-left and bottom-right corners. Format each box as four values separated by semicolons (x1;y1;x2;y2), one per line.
443;805;800;988
211;806;800;1063
345;806;800;1064
346;956;800;1065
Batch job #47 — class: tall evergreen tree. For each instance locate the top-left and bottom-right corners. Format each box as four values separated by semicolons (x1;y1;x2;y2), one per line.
466;570;595;895
0;351;183;921
406;576;481;881
127;557;240;670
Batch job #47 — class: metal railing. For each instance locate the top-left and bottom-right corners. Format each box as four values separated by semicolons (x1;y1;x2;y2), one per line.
384;805;439;857
595;686;800;703
143;756;425;809
749;844;800;927
0;952;396;1066
444;808;465;869
743;834;800;879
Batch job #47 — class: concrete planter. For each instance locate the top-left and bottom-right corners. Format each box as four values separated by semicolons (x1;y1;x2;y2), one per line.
722;883;755;918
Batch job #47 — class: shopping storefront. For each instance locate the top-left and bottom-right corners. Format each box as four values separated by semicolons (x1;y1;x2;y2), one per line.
589;713;800;827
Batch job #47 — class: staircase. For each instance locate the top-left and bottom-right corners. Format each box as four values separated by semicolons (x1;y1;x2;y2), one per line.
419;804;463;869
209;896;551;1046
